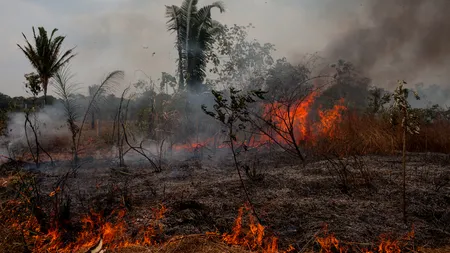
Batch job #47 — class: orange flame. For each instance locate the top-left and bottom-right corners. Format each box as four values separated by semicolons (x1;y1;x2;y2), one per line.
315;224;415;253
257;92;347;147
5;201;167;253
173;91;348;152
222;204;294;253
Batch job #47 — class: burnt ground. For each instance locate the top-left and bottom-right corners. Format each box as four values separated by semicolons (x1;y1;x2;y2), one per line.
1;150;450;251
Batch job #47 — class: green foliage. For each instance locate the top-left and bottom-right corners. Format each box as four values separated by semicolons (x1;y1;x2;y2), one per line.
210;24;276;89
322;59;370;110
53;67;81;163
265;57;311;100
160;72;177;92
0;109;8;135
202;87;265;141
390;81;421;135
165;1;225;92
24;72;42;96
367;86;391;114
53;69;80;121
17;27;76;102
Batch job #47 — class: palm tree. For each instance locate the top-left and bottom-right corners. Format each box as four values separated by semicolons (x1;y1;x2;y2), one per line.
165;0;225;92
17;27;76;104
166;5;185;90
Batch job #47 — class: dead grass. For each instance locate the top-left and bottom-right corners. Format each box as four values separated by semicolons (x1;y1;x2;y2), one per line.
1;115;450;252
146;235;248;253
316;112;450;157
419;246;450;253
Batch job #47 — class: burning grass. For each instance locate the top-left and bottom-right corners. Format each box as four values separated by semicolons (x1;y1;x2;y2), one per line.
0;197;167;252
1;87;450;252
1;151;449;252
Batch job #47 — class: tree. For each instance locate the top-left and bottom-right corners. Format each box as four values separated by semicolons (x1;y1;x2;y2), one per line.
390;80;420;224
53;67;80;164
17;27;76;104
265;58;311;100
210;24;276;90
53;69;123;165
165;0;225;92
367;86;391;115
24;72;42;97
160;72;177;93
320;59;371;110
202;87;266;223
165;5;185;90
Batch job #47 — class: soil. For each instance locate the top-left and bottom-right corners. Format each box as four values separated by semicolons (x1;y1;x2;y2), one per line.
1;149;450;251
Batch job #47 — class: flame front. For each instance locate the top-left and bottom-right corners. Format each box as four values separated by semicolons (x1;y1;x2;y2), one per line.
173;91;348;152
315;224;415;253
4;201;167;253
222;204;294;253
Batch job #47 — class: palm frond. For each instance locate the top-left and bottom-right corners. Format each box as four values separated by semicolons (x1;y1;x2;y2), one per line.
165;5;182;31
18;26;77;98
50;47;77;74
181;0;199;71
164;0;224;91
76;70;124;150
52;66;81;122
196;1;225;24
49;28;58;42
165;5;187;52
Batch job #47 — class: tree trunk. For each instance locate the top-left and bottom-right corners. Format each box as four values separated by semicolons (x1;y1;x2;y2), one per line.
177;37;184;90
43;78;49;106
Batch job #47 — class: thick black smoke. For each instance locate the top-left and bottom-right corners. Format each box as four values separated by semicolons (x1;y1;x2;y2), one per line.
325;0;450;88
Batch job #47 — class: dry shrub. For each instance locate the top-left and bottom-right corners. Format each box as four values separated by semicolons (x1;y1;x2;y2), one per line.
76;120;116;147
409;119;450;153
323;154;375;193
143;235;248;253
316;111;450;157
315;111;398;157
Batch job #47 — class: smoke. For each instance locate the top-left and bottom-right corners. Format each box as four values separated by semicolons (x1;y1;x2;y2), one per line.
324;0;450;88
0;105;70;159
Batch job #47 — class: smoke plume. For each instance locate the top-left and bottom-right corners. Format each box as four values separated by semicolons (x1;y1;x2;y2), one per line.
325;0;450;87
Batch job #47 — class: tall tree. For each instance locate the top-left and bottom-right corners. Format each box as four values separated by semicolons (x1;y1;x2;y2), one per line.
165;0;225;92
165;5;185;90
17;27;76;104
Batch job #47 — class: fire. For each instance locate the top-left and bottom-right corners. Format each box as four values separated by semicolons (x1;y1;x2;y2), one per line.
315;224;347;253
256;91;347;147
1;198;421;253
318;98;347;139
261;91;319;145
172;91;348;152
172;136;227;152
3;201;167;253
221;204;294;253
315;224;415;253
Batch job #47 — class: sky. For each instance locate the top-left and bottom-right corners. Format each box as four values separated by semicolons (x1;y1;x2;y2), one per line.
0;0;366;97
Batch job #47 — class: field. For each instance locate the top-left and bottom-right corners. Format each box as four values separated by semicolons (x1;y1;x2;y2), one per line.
1;140;449;252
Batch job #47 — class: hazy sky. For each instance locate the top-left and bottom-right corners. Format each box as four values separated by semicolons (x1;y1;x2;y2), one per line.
0;0;365;97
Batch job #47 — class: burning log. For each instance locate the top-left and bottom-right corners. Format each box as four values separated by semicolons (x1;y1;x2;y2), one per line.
86;238;103;253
